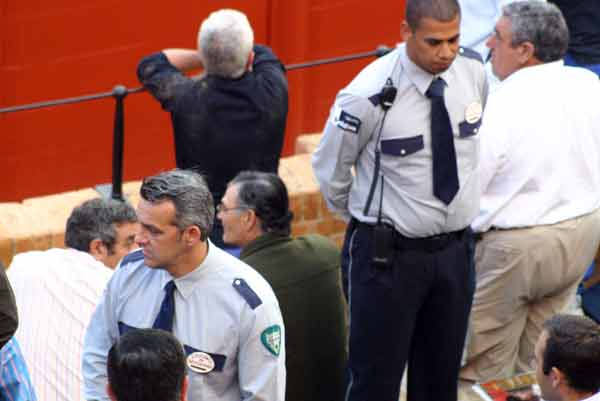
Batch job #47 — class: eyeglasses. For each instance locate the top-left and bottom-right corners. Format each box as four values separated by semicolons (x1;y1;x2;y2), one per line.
216;203;247;214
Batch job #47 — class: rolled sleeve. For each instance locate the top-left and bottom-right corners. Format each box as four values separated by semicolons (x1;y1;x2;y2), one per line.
137;52;192;111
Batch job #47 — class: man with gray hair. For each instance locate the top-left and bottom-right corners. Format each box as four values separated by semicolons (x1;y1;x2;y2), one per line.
83;169;286;401
137;9;288;249
7;198;139;401
460;0;600;382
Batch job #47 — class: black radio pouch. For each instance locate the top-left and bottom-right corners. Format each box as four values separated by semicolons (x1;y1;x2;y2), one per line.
372;222;394;269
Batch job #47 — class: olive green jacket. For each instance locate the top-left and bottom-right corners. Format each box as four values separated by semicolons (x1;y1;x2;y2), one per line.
241;233;347;401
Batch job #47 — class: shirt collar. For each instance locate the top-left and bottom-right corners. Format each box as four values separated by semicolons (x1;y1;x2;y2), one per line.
398;43;457;96
502;59;565;85
240;232;291;259
169;240;219;299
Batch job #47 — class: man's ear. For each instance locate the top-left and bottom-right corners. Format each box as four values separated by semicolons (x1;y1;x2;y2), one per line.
400;21;413;42
550;367;565;388
180;376;189;401
89;238;108;262
182;225;202;245
106;383;117;401
246;50;255;71
242;209;259;232
518;41;536;64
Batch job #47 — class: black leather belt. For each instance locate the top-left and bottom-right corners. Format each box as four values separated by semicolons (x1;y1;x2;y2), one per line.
353;219;468;252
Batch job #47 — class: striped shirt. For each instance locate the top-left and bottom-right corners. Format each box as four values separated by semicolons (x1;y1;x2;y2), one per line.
0;338;37;401
8;248;113;401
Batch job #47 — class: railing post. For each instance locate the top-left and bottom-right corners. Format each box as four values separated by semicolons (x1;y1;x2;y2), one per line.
111;85;127;201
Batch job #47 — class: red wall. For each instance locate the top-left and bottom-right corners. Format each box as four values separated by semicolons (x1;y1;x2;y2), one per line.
0;0;405;202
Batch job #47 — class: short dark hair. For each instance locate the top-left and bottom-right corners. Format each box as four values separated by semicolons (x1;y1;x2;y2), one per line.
542;314;600;394
502;1;569;62
229;171;293;237
65;198;137;254
107;329;187;401
140;169;214;241
405;0;461;30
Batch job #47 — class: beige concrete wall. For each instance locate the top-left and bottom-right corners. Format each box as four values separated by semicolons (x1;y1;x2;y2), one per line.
0;135;347;267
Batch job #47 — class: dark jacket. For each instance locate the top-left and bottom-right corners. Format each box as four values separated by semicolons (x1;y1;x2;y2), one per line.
138;45;288;247
0;262;18;349
241;233;347;401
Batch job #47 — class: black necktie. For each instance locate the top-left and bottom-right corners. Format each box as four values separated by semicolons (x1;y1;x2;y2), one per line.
153;280;176;332
426;77;459;205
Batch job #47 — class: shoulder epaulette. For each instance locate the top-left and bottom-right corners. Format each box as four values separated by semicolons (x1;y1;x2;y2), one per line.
458;46;484;64
119;248;144;267
232;278;262;310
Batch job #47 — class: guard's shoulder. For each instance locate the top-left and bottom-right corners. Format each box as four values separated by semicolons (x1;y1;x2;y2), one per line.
119;248;144;267
232;277;263;310
344;47;399;99
457;46;483;64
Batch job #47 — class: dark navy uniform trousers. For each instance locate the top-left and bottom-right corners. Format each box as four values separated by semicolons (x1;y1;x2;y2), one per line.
341;219;475;401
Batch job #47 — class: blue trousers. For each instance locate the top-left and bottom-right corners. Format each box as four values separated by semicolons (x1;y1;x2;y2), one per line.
341;220;475;401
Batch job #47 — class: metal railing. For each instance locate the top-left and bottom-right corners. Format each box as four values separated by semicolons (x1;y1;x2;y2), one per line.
0;45;391;200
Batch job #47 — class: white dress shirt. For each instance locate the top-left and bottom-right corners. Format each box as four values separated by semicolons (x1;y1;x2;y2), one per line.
7;248;113;401
583;392;600;401
473;61;600;232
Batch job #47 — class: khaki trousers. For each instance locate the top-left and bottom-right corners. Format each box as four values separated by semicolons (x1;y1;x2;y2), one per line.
460;208;600;382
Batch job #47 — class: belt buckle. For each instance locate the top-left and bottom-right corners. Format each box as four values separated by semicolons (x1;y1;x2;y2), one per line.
427;232;451;250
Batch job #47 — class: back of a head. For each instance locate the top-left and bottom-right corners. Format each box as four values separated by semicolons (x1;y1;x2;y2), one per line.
230;171;293;237
542;314;600;394
405;0;460;30
502;1;569;63
65;198;137;253
140;169;214;241
107;329;186;401
198;9;254;79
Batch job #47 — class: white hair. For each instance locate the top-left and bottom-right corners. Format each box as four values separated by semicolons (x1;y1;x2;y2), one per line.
197;9;254;78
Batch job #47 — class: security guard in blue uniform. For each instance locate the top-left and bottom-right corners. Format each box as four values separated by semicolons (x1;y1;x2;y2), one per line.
82;170;285;401
312;1;487;400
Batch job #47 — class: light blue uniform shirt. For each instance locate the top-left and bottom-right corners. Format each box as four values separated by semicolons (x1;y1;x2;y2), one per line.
82;242;286;401
312;43;487;237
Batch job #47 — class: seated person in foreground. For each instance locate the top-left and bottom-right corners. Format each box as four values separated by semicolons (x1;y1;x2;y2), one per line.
107;328;188;401
217;171;347;401
533;314;600;401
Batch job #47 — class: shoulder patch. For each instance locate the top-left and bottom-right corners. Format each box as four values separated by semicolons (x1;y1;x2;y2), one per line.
119;248;144;267
261;325;282;356
232;278;262;310
333;106;362;134
458;46;484;64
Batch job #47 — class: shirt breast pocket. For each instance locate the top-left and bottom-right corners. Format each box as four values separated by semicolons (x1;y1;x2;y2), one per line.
380;135;424;157
458;119;481;138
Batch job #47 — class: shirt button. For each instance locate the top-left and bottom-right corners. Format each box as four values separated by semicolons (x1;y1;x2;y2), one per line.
235;280;241;285
474;128;478;133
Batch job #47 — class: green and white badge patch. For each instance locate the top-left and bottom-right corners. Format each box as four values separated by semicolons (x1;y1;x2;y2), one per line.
261;325;282;357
